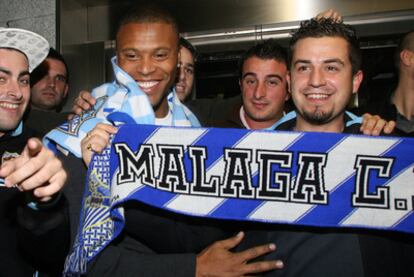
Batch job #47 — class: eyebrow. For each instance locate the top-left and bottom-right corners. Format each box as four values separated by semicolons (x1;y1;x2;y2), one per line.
323;58;345;66
0;67;12;76
294;59;345;66
266;74;283;82
242;72;283;82
19;71;30;78
182;63;194;68
0;67;29;78
242;72;257;79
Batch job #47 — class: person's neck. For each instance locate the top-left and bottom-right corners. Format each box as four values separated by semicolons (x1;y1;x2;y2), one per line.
245;118;282;130
295;114;345;133
154;99;170;118
31;105;56;113
242;109;283;130
392;73;414;120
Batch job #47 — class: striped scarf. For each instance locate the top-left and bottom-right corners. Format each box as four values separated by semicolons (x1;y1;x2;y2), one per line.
43;57;200;275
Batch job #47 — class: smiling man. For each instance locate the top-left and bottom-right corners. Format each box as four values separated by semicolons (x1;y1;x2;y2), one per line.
288;33;363;132
44;5;282;276
238;40;290;129
0;27;68;276
116;19;178;119
240;18;414;277
0;49;31;131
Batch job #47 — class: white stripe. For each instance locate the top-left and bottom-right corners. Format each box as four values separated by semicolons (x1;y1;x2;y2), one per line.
85;207;109;227
342;164;414;228
324;136;398;192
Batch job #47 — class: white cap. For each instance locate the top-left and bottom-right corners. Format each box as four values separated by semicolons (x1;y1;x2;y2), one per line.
0;28;49;72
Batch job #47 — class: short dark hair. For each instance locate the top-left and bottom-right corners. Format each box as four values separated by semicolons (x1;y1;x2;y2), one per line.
179;37;198;62
30;47;69;86
238;39;287;79
289;18;361;75
394;29;414;70
117;5;179;39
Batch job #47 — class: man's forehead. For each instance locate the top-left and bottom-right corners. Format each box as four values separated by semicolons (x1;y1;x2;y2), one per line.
243;57;287;72
118;22;177;38
294;37;348;51
0;47;29;60
117;23;179;51
0;48;29;69
292;37;349;60
45;58;67;72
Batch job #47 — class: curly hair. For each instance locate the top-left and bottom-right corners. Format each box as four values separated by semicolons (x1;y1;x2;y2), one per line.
289;18;361;75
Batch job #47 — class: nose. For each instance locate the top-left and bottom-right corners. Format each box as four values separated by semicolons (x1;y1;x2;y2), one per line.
46;75;56;88
309;68;326;87
253;81;266;99
7;80;23;99
137;56;156;76
178;65;186;81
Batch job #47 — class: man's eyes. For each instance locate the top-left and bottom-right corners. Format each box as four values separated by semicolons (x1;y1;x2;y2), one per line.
19;78;30;86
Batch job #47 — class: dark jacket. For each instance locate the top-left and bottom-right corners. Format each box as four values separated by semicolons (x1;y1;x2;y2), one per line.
187;95;244;128
23;108;68;137
365;97;414;137
0;126;69;276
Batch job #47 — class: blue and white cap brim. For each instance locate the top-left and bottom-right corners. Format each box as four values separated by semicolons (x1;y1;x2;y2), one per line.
0;28;49;72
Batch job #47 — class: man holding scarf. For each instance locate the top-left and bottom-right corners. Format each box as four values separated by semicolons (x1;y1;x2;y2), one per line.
45;5;282;277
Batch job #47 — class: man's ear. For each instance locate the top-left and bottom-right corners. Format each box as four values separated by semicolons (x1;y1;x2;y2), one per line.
286;72;291;93
352;70;363;95
285;72;291;101
400;49;413;67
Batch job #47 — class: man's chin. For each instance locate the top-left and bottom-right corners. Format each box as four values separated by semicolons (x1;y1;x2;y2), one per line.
0;120;21;133
302;110;333;125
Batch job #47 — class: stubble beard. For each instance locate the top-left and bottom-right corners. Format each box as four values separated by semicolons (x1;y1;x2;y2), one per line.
301;106;334;125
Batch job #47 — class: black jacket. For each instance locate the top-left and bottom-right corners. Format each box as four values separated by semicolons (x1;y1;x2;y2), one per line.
0;126;69;276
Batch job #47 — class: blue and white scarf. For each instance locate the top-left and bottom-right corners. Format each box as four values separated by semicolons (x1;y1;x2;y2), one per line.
67;122;414;276
108;124;414;234
43;57;200;275
44;57;200;157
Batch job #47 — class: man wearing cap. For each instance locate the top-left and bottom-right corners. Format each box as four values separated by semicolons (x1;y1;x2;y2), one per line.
0;28;68;276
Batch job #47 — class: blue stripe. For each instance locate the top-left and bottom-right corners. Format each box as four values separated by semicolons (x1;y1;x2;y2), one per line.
110;124;159;176
286;132;343;181
211;198;263;218
298;176;355;226
394;211;414;233
133;186;177;207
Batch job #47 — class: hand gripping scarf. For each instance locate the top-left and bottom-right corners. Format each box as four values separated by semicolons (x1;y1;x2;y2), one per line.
42;57;200;275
